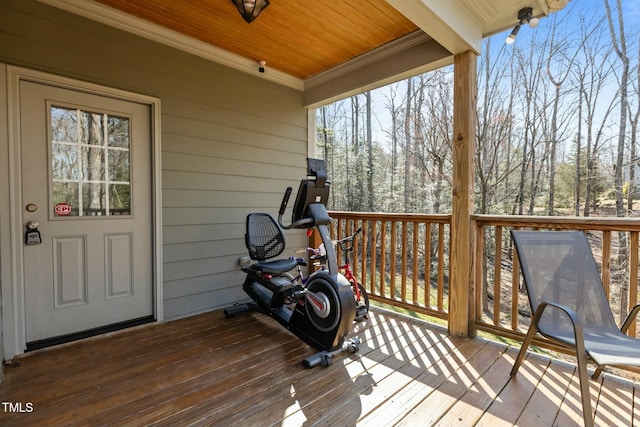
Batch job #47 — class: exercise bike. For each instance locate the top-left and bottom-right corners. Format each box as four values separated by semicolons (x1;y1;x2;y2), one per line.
224;159;359;367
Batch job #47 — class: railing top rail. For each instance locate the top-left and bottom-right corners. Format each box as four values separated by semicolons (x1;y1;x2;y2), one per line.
473;214;640;231
329;211;451;223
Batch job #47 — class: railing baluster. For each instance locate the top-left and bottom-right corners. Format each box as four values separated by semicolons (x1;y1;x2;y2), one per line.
475;224;484;321
379;220;387;298
425;222;432;308
412;222;419;305
352;219;360;281
602;230;611;298
438;223;445;311
511;231;519;332
337;219;344;263
401;221;408;302
369;220;377;296
390;221;397;300
361;220;368;293
494;226;502;327
630;231;638;337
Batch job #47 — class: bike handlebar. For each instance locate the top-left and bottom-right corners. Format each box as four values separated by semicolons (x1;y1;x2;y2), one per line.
278;186;313;230
279;187;292;216
336;226;362;251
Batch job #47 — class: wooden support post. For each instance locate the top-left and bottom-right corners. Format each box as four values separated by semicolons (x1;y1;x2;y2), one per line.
449;50;477;337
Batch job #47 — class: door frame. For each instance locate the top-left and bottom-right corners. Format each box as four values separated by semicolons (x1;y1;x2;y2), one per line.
1;65;163;359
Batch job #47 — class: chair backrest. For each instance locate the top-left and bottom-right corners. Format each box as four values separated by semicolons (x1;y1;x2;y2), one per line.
245;213;286;261
511;230;618;340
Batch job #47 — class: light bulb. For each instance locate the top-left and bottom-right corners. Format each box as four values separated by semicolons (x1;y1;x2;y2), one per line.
505;24;520;45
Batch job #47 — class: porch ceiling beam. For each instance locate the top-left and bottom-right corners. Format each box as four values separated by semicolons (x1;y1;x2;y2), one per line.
386;0;482;55
303;31;451;108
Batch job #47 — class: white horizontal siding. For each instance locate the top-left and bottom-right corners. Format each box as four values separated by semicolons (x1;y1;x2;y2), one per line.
0;0;310;320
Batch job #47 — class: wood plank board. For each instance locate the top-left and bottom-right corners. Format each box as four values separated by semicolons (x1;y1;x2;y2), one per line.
1;307;637;426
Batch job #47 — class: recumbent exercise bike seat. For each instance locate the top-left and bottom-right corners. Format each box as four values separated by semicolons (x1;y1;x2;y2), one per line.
243;212;303;277
243;258;300;276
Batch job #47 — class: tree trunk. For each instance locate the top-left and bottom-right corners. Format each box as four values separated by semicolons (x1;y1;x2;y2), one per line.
366;91;374;211
604;0;630;322
404;78;412;212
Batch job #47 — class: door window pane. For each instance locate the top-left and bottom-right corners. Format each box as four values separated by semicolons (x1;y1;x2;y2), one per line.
82;147;106;182
109;184;131;215
50;106;131;217
51;107;78;143
81;111;104;146
108;116;129;148
108;150;130;182
52;182;79;215
52;144;79;180
82;182;106;216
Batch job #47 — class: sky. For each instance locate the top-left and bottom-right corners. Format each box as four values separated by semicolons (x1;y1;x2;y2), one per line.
355;0;640;148
514;0;639;46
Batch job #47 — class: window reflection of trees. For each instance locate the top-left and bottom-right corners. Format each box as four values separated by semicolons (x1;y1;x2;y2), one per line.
50;106;131;216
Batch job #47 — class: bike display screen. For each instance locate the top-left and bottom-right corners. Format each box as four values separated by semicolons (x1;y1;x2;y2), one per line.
291;179;329;223
291;158;330;223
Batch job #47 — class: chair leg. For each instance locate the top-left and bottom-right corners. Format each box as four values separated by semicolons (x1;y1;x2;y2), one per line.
575;348;595;427
592;364;605;380
511;322;538;377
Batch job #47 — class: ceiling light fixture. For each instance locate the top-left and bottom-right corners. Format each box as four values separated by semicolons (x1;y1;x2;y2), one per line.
231;0;270;23
505;7;540;45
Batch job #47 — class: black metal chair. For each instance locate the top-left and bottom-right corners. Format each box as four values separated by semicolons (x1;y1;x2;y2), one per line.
510;230;640;427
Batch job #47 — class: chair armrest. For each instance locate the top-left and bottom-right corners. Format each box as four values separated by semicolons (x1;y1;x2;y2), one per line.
533;301;586;355
620;304;640;334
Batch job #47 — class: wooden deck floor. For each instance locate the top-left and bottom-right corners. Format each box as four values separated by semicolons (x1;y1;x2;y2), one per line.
1;306;639;426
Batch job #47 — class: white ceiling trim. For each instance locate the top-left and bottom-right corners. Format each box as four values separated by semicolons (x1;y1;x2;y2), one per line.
387;0;482;55
38;0;304;90
536;0;551;15
545;0;571;12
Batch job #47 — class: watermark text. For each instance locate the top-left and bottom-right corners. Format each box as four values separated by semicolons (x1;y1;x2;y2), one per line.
2;402;34;413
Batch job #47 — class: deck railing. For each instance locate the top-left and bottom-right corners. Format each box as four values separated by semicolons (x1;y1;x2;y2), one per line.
473;215;640;350
326;211;640;353
326;212;450;321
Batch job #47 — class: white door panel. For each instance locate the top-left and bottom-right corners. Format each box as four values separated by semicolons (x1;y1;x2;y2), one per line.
20;81;153;343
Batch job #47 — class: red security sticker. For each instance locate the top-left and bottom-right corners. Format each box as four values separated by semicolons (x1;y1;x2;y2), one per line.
54;202;72;216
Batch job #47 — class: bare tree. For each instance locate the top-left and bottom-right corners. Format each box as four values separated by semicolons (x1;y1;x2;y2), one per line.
477;39;521;215
365;91;374;211
627;36;640;213
513;38;552;215
604;0;631;322
414;68;454;214
572;24;616;216
605;0;630;218
404;78;413;212
382;83;402;211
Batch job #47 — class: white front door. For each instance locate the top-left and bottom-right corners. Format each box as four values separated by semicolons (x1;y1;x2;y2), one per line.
20;81;153;346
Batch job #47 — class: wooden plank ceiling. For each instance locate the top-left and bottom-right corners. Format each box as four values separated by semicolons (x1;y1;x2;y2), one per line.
94;0;419;80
